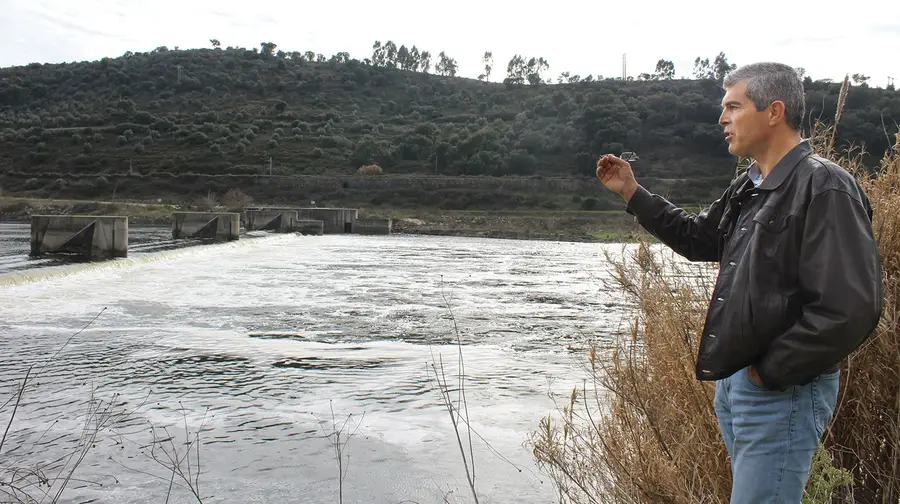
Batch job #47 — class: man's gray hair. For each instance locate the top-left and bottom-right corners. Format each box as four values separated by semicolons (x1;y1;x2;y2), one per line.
723;62;805;131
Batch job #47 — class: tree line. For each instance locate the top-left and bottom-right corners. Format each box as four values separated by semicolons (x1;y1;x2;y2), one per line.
204;39;794;88
0;41;896;209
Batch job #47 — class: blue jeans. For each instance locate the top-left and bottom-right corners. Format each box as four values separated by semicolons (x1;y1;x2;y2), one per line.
714;366;840;503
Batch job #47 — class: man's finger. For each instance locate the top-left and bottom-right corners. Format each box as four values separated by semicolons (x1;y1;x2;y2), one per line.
597;166;614;181
598;154;615;169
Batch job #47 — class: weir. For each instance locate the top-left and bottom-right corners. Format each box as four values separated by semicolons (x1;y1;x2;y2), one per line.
172;212;240;241
30;215;128;260
245;209;299;232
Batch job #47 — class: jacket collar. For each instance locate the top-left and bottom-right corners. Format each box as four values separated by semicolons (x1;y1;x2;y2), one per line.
750;140;814;191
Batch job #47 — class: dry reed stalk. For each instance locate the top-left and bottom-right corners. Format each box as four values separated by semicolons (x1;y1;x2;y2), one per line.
830;74;851;152
133;405;209;504
825;127;900;504
429;280;480;504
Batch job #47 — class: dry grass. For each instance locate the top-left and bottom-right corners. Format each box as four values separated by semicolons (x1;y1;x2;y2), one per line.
192;195;218;212
0;308;139;504
530;241;730;504
529;80;900;503
823;136;900;503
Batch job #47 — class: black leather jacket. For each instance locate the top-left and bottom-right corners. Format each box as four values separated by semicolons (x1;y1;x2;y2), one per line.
625;140;883;390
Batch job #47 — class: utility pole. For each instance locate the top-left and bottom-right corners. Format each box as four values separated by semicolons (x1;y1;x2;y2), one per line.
888;76;895;88
175;65;183;84
622;53;626;81
268;156;273;175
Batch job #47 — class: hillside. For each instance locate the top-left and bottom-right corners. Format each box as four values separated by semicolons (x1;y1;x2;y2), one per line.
0;44;898;211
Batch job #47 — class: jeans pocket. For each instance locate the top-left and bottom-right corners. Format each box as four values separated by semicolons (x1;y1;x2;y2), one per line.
744;367;769;391
812;371;840;438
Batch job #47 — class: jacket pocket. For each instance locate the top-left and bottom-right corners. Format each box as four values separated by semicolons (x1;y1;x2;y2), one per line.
752;205;789;233
752;205;791;261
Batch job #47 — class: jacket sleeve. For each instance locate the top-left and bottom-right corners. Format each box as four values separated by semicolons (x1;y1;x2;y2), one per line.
625;184;731;262
756;188;883;389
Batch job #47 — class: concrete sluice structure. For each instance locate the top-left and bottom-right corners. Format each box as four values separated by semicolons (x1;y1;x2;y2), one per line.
296;208;357;234
30;215;128;260
26;206;380;265
244;209;298;232
294;220;324;235
172;212;240;241
354;218;392;235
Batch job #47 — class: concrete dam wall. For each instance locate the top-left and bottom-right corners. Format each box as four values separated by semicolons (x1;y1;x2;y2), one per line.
354;218;392;235
296;208;357;234
30;215;128;260
245;209;298;232
294;220;324;235
172;212;240;241
25;206;385;265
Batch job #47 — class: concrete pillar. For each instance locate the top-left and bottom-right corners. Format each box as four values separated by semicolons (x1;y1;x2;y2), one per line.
245;209;299;232
30;215;128;260
172;212;240;241
354;218;392;235
294;220;324;235
296;208;358;234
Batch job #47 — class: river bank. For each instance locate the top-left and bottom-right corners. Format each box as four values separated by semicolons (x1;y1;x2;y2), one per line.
0;196;644;243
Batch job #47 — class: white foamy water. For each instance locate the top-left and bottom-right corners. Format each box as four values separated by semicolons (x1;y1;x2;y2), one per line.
0;224;638;503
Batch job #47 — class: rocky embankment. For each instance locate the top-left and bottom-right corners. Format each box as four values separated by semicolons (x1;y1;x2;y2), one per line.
389;211;641;242
0;198;175;225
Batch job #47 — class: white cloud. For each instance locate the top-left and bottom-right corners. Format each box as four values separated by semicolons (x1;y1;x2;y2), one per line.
1;0;898;87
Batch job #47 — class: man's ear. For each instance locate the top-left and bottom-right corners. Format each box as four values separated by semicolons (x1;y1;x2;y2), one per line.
768;100;787;126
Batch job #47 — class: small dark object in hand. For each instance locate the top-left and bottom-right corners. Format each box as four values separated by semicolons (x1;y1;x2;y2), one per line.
620;151;639;162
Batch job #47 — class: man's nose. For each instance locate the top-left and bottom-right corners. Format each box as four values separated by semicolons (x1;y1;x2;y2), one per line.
718;110;729;126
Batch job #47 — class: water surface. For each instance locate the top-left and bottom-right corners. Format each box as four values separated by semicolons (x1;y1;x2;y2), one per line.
0;223;637;503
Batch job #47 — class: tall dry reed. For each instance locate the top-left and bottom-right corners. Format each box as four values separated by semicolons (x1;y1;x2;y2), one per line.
822;135;900;503
530;81;900;503
530;240;731;504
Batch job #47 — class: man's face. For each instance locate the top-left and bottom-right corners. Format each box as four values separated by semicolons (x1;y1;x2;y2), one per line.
719;80;772;158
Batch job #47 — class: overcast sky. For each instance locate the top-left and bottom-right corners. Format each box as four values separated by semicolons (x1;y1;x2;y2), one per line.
2;0;898;87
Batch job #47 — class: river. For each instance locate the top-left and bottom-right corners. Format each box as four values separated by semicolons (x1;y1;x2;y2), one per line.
0;222;636;503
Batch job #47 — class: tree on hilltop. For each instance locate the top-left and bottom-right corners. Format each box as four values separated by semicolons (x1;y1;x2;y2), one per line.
478;51;493;82
260;42;277;58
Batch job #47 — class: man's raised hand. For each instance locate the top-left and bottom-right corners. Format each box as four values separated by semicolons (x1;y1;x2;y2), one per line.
596;154;639;201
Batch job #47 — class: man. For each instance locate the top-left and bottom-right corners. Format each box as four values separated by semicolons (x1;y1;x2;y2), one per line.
595;62;883;502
